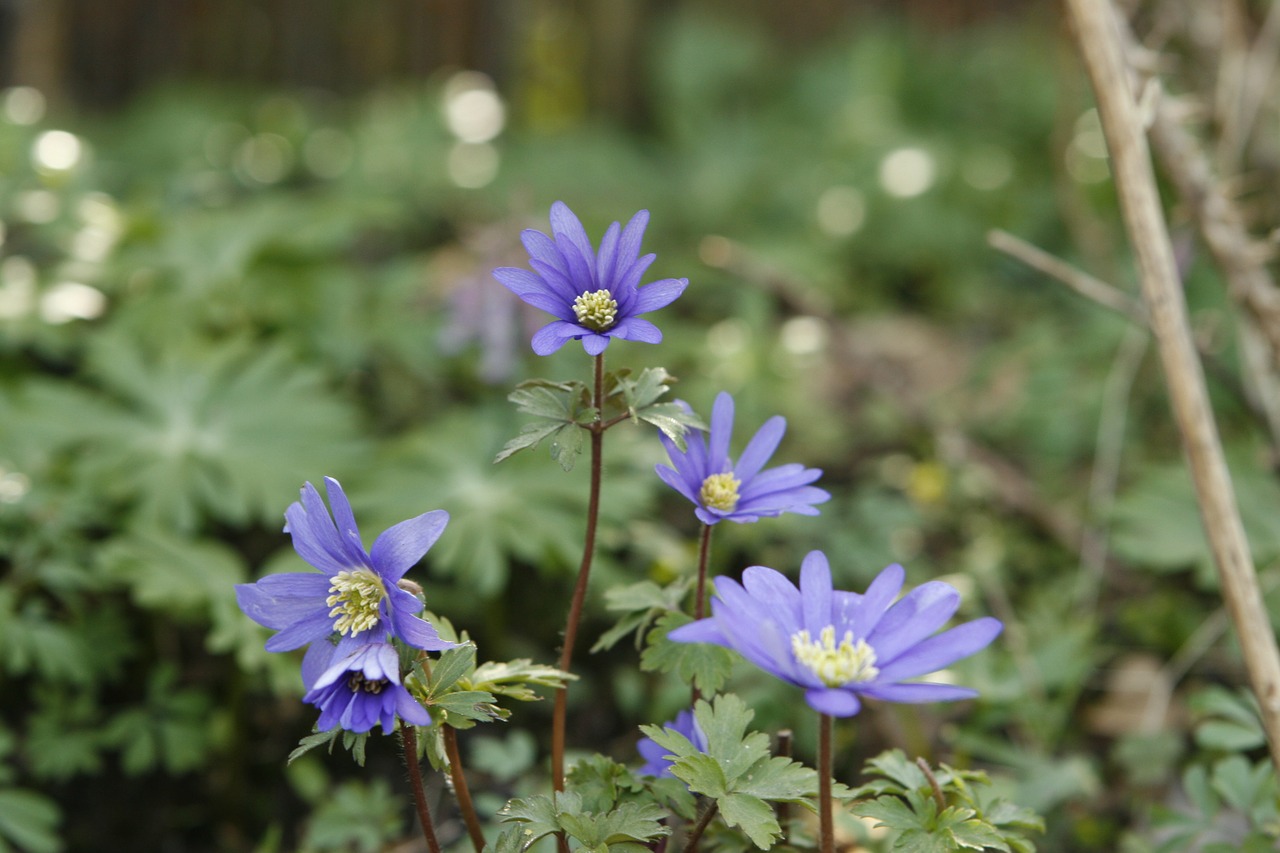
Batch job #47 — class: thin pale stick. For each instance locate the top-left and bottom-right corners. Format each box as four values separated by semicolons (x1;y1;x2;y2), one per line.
1065;0;1280;772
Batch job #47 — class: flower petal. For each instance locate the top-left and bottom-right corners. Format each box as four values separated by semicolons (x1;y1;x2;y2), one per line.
868;582;961;662
370;509;449;581
734;416;786;483
875;618;1003;682
655;463;700;504
235;573;331;630
582;332;611;356
595;220;622;286
610;316;663;344
804;687;861;717
395;687;432;727
264;611;336;652
708;392;734;473
531;321;584;355
322;477;368;565
494;267;574;317
861;682;980;703
633;277;688;313
800;551;834;635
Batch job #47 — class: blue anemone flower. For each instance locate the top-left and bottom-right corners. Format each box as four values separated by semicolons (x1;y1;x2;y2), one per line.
637;709;708;779
669;552;1002;717
656;392;830;525
493;201;688;356
235;477;456;670
303;641;431;734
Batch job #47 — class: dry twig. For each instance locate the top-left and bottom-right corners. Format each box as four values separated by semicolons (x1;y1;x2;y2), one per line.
1065;0;1280;773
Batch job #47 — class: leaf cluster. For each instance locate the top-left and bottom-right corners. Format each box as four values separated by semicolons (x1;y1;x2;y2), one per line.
850;750;1044;853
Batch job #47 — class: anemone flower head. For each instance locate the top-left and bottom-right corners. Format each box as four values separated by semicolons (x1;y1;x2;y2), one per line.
493;201;689;356
302;641;430;734
656;391;830;526
235;477;457;663
669;551;1002;717
637;709;708;779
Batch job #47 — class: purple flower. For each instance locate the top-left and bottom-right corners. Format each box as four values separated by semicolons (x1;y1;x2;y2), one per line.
303;641;431;734
669;552;1002;717
656;392;830;525
235;477;457;672
637;709;708;778
493;201;688;356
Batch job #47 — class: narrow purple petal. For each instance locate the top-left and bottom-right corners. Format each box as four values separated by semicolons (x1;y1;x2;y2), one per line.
805;687;861;717
868;583;962;662
667;617;729;646
301;640;337;689
370;509;449;581
494;268;574;317
800;551;833;635
595;221;622;286
235;573;331;630
528;257;580;302
322;478;368;566
633;278;689;313
875;618;1002;681
861;682;980;703
610;316;663;344
615;252;656;294
287;487;354;575
264;611;335;652
656;463;700;504
531;321;584;355
738;464;821;499
395;688;432;727
614;209;650;276
549;201;594;262
708;392;734;473
520;229;568;276
582;333;611;356
740;567;802;625
389;609;458;652
849;564;905;639
735;486;830;518
734;417;786;483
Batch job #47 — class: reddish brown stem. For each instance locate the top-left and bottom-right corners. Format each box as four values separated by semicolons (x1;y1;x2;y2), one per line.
443;724;486;852
693;523;714;621
684;800;719;853
400;725;442;853
551;353;606;792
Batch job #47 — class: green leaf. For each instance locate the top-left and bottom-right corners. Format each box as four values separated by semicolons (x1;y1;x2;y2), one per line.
640;611;736;695
427;643;478;694
302;779;404;853
593;578;691;653
467;658;575;702
719;792;782;849
288;730;342;765
0;788;61;853
497;380;595;468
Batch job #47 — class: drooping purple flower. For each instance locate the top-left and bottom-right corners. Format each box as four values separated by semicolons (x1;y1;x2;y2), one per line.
493;201;688;356
235;477;457;663
669;552;1002;717
656;391;830;526
637;709;709;778
303;641;431;734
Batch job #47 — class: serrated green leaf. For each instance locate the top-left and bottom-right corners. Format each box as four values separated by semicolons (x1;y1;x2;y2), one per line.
430;690;508;727
427;643;477;695
288;729;342;765
494;421;565;464
853;796;930;833
593;579;691;653
549;422;586;471
641;611;735;695
719;792;782;849
668;753;729;798
467;658;574;702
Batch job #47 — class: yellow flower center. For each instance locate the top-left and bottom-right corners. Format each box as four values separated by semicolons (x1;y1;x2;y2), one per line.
573;289;618;331
699;472;741;512
326;568;386;636
791;626;879;687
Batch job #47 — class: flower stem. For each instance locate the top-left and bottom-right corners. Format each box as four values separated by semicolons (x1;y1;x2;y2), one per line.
400;724;442;853
684;800;719;853
693;523;714;620
916;756;946;813
818;713;834;853
551;353;606;792
444;724;486;852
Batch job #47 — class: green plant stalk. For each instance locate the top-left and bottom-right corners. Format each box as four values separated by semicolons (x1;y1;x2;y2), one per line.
693;523;714;620
551;353;606;792
400;724;443;853
444;724;486;852
818;713;834;853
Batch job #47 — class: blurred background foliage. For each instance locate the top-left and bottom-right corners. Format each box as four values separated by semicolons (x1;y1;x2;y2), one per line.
2;0;1280;850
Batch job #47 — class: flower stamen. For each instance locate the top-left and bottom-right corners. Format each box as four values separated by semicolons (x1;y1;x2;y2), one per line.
699;472;741;512
573;289;618;331
791;626;879;687
347;672;387;694
326;568;386;636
